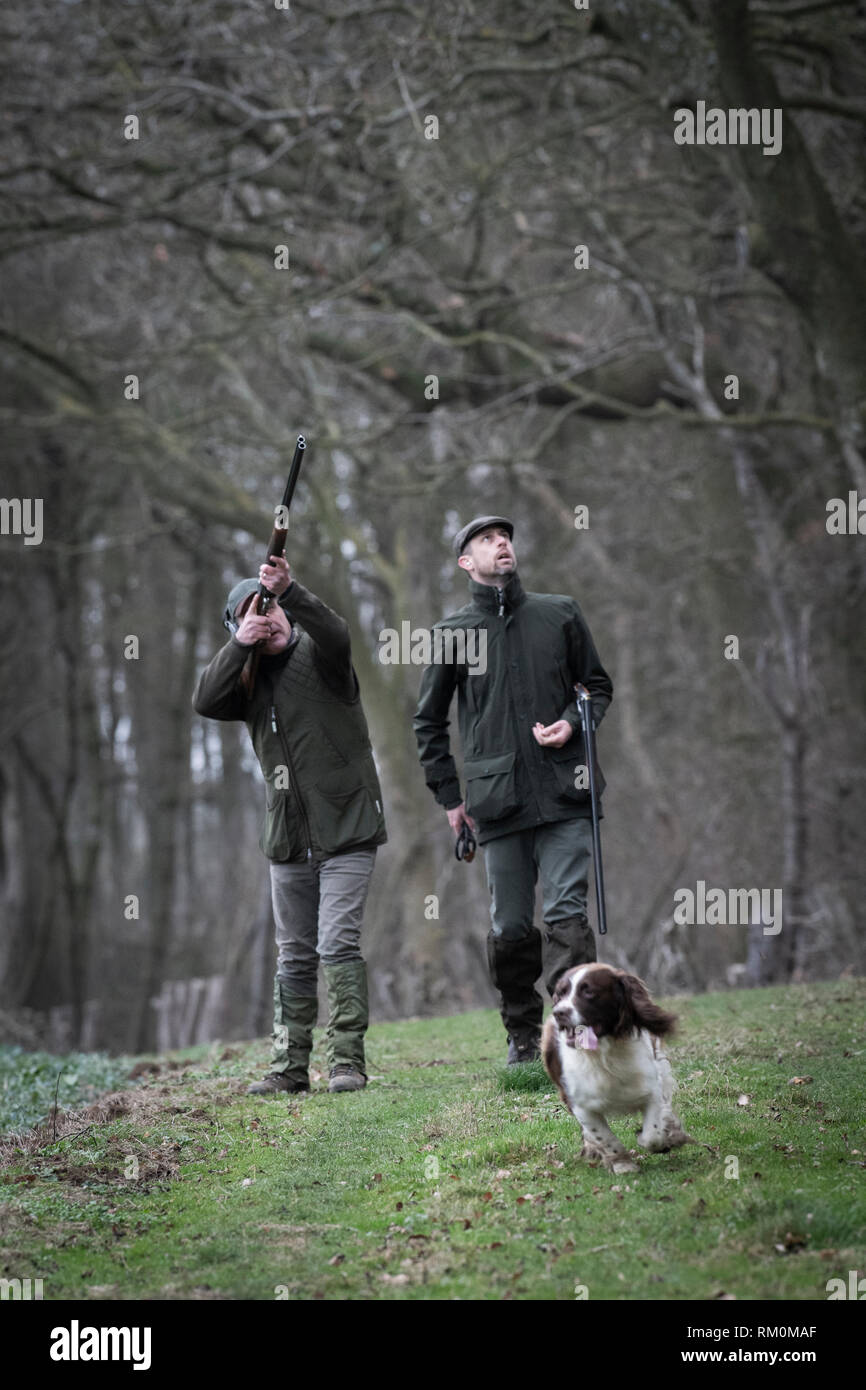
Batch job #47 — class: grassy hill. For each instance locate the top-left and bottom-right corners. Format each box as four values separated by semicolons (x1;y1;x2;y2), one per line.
1;979;864;1301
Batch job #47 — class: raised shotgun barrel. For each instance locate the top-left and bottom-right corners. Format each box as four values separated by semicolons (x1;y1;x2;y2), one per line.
240;434;307;697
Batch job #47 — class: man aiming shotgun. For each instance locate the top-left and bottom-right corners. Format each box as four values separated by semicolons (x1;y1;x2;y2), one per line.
193;438;387;1094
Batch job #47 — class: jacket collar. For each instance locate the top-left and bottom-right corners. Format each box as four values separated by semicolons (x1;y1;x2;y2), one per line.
469;571;526;614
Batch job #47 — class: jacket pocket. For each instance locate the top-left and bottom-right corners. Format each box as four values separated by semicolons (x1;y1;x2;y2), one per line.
260;780;297;861
306;766;383;853
463;750;518;823
547;739;605;802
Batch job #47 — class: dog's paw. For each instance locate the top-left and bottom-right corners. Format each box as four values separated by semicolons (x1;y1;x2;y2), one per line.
581;1140;637;1173
638;1116;693;1152
662;1126;693;1150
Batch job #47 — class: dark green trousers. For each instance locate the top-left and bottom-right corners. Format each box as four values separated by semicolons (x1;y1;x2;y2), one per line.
482;819;597;1036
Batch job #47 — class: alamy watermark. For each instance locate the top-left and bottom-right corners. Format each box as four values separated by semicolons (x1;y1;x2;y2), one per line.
826;1270;865;1299
1;1277;44;1299
0;498;43;545
826;491;865;535
49;1321;151;1369
378;622;487;674
674;102;782;157
673;881;782;935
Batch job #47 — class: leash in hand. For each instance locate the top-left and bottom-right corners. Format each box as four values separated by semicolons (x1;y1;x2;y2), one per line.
455;822;476;863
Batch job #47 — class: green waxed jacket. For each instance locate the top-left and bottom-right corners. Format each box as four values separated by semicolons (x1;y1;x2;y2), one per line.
193;580;387;862
413;572;613;845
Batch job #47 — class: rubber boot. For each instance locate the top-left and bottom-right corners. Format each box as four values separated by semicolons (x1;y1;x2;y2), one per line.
269;976;318;1085
486;928;543;1061
541;914;596;997
322;959;369;1078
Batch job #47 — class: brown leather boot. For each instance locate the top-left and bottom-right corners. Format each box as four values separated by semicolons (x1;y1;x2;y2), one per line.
246;1072;310;1096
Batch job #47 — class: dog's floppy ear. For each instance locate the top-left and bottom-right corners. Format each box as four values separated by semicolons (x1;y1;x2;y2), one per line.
616;973;677;1037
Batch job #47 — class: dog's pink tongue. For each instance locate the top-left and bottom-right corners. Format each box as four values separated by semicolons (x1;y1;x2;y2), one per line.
578;1025;599;1050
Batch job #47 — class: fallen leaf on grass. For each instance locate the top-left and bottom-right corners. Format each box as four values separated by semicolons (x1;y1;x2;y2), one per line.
788;1075;813;1085
737;1094;750;1106
328;1254;345;1266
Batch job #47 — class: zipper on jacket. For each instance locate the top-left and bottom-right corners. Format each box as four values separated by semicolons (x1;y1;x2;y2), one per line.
497;587;505;618
271;702;313;859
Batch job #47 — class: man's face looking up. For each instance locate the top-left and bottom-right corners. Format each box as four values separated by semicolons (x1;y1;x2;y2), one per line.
457;526;516;585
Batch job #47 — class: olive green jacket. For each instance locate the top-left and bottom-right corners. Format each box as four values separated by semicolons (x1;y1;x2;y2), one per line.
413;572;612;844
193;581;387;861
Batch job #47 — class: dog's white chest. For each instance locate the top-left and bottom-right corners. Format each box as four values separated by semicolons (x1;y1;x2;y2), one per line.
558;1032;662;1115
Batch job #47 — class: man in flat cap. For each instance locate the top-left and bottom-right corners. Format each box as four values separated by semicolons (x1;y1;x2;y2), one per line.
193;553;386;1095
413;518;613;1064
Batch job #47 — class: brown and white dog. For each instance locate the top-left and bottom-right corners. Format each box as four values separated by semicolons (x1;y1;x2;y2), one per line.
542;963;691;1175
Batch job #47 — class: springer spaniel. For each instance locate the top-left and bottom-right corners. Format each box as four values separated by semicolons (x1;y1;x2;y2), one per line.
542;963;691;1175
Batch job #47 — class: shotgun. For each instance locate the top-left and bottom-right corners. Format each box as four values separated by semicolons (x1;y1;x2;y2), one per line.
575;682;607;935
240;434;307;697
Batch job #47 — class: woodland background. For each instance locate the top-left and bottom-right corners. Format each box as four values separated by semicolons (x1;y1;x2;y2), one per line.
1;0;864;1053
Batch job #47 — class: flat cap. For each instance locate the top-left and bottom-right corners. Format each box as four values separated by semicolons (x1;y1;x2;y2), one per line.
453;515;514;557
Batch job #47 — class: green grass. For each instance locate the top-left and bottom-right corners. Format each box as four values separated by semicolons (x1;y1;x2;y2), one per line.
0;980;864;1300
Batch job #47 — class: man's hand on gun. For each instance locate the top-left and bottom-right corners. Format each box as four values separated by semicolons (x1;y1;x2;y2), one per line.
234;601;275;648
260;553;292;598
234;556;292;647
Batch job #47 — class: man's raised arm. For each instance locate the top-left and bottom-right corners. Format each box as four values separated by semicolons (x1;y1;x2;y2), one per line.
260;553;353;694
